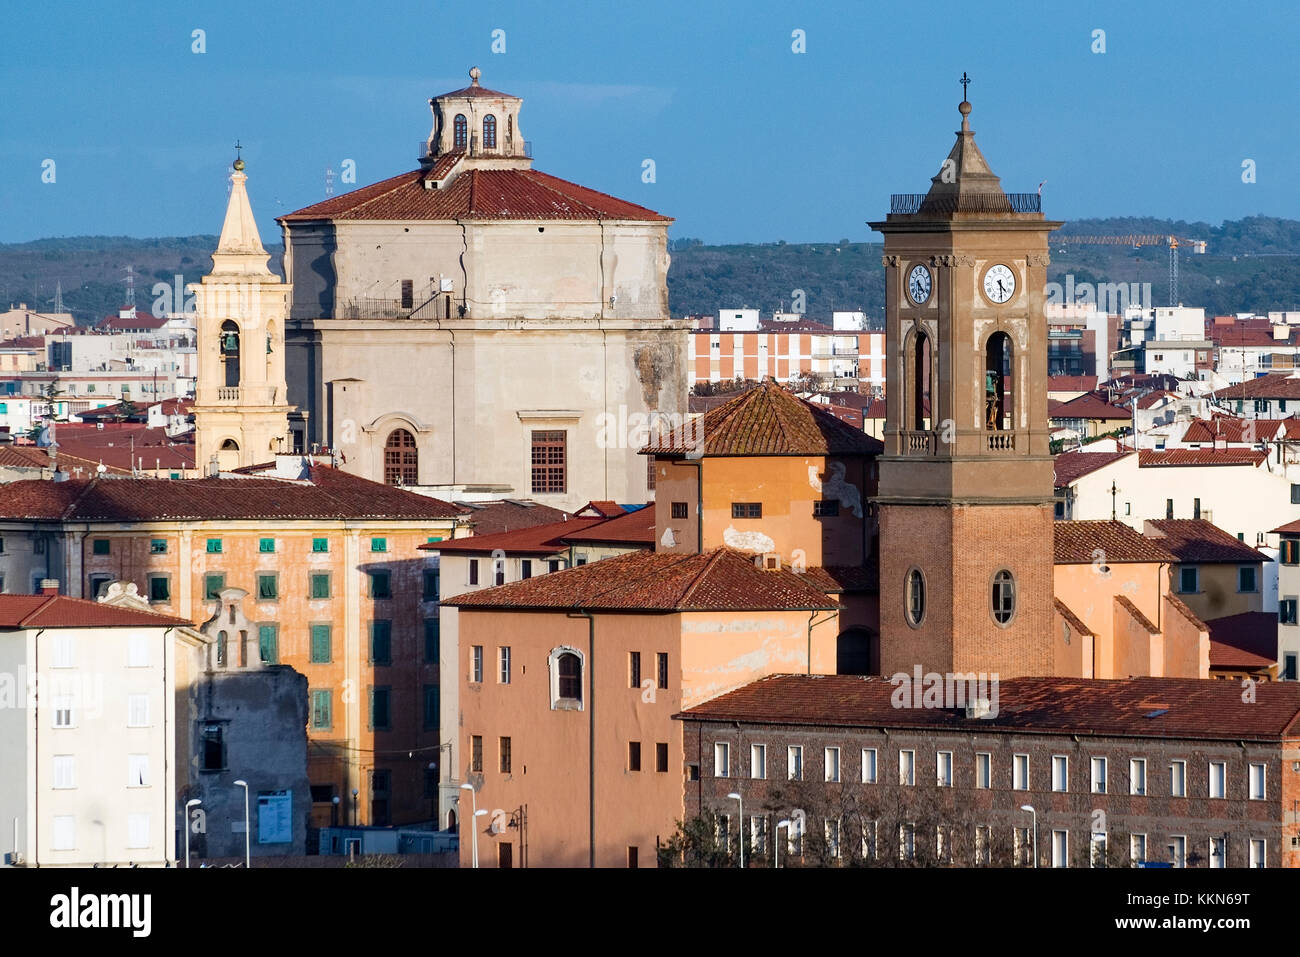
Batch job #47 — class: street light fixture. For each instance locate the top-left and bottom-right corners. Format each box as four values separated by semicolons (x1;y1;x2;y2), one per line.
726;792;744;868
351;788;359;827
460;782;480;868
184;799;201;868
775;819;791;869
1019;804;1037;869
233;780;250;869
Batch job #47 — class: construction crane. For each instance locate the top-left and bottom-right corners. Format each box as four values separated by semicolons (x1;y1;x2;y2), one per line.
1055;234;1207;307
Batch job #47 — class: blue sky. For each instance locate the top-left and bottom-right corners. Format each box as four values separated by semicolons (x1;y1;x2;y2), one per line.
1;0;1297;245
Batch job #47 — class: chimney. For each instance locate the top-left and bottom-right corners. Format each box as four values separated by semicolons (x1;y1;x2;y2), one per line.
206;454;220;478
39;579;59;595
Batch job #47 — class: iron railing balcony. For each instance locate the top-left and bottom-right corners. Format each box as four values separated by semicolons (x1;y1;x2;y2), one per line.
889;192;1041;215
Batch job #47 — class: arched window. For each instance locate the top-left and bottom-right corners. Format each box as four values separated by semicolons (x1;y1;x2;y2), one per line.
384;428;418;485
909;330;931;431
220;320;240;388
220;438;239;451
985;332;1013;431
216;630;228;667
905;568;925;627
836;628;876;676
557;652;582;701
992;569;1016;625
483;114;497;149
507;114;513;146
453;114;468;150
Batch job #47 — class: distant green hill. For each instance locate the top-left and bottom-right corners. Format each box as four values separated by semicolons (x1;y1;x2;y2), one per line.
5;216;1300;327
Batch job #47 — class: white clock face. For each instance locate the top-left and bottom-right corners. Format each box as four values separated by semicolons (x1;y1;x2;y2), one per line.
983;264;1016;304
907;265;932;305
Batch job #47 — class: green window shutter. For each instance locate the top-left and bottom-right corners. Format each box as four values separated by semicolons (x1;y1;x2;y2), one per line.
148;577;170;602
312;538;329;553
206;539;222;554
204;574;225;600
423;685;439;730
371;687;391;729
371;620;392;665
257;574;278;600
258;625;278;664
92;539;110;555
310;624;332;663
371;571;391;599
149;539;167;554
310;573;330;599
422;569;439;601
427;536;443;544
311;689;332;729
424;618;440;662
259;538;275;553
371;537;387;553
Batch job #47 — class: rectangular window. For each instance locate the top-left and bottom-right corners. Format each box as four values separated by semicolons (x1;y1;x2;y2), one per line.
976;752;991;789
899;749;915;786
310;624;332;663
1281;599;1299;626
788;745;803;781
370;570;391;599
1130;833;1147;867
310;572;330;599
501;736;513;774
1238;565;1258;593
1171;835;1187;868
499;646;511;683
127;694;149;727
1292;485;1300;506
1250;839;1266;868
92;538;110;555
714;741;730;778
206;538;222;554
813;500;839;517
1249;763;1266;800
53;755;75;789
825;746;841;783
1171;760;1187;797
750;743;766;779
258;624;278;664
1013;753;1029;790
1282;539;1300;565
1090;832;1107;869
1210;836;1226;868
530;430;566;494
825;819;841;859
628;651;641;688
656;742;668;773
730;502;762;519
258;537;275;553
1129;758;1147;796
1051;830;1069;868
1052;755;1068;792
471;735;483;773
311;689;332;729
256;573;278;601
369;686;391;730
862;820;878;861
400;279;414;309
975;825;991;866
898;823;915;862
1286;653;1299;681
1014;827;1032;867
937;750;953;787
1209;761;1226;799
628;741;641;772
468;560;479;586
646;458;656;492
1091;756;1107;794
312;537;329;553
520;559;532;580
370;620;392;665
423;685;438;731
126;635;149;669
53;816;76;851
547;560;561;574
52;634;74;668
750;816;769;857
204;574;225;600
149;538;167;554
420;568;440;601
88;575;111;600
656;652;668;689
471;645;483;683
371;537;387;553
148;575;170;603
424;618;439;662
201;724;225;770
670;502;688;519
1165;498;1174;519
1179;566;1198;593
862;748;878;784
127;754;150;787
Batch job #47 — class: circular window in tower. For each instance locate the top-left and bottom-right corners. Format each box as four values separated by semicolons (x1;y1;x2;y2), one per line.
991;569;1017;626
904;568;926;628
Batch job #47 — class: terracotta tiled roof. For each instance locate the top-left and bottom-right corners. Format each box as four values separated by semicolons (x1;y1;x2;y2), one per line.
560;506;656;547
1054;598;1095;636
279;167;669;223
688;394;736;415
1272;518;1300;535
1211;374;1300;400
95;313;168;331
675;674;1300;740
797;563;877;594
1207;612;1278;670
439;82;515;99
1139;448;1268;467
422;516;603;555
1047;375;1098;393
1052;450;1132;487
574;501;628;518
452;499;572;536
0;594;192;629
0;465;465;522
642;380;883;457
1181;418;1282;444
1136;390;1180;410
1053;520;1175;564
445;547;838;612
50;424;195;471
0;446;50;469
0;335;45;349
1144;519;1268;563
1050;392;1132;420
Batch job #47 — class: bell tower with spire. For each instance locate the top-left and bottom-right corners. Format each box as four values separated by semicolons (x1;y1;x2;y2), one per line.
867;80;1063;679
192;149;299;472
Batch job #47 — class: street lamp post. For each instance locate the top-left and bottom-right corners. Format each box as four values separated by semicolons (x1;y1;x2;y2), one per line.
460;782;480;868
234;780;250;869
331;795;340;828
726;792;744;868
1020;804;1037;868
351;788;359;827
775;819;791;869
184;799;201;868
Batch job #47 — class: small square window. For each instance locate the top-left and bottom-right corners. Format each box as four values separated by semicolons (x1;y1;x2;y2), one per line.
206;538;222;554
92;538;110;556
204;574;225;600
813;500;839;517
149;539;167;554
371;537;387;553
256;573;278;601
312;538;329;553
1239;565;1258;593
671;502;688;519
259;538;275;553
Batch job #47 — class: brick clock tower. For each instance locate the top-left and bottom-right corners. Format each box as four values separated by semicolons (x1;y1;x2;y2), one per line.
867;88;1062;679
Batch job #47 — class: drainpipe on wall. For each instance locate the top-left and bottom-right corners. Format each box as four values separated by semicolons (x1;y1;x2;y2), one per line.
806;609;839;675
676;459;704;553
566;609;596;867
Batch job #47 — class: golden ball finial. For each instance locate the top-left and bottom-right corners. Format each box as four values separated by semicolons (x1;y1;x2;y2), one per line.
469;66;481;85
233;157;246;171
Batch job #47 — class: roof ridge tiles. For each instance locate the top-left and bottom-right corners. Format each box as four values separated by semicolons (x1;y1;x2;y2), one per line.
676;547;730;606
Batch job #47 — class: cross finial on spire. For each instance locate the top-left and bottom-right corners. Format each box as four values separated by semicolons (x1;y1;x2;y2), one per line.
960;72;971;100
233;140;245;172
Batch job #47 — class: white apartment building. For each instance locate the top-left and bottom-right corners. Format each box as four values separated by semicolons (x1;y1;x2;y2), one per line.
1274;521;1300;681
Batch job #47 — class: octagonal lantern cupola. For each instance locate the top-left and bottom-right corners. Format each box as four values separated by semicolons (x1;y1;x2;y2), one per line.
422;66;529;167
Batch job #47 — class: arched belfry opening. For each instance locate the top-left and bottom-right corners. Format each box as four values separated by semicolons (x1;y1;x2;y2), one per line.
984;331;1013;431
220;320;241;388
906;329;932;431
